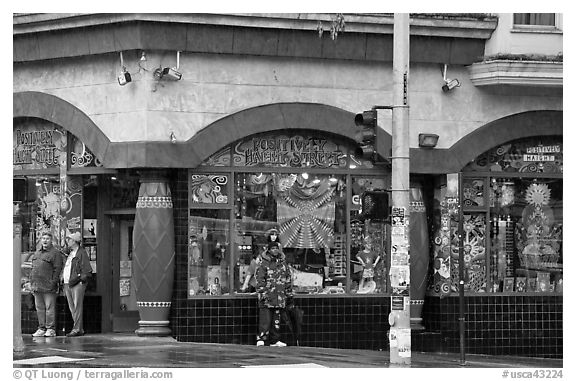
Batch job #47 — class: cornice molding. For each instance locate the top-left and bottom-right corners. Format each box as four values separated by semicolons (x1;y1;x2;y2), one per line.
13;13;497;39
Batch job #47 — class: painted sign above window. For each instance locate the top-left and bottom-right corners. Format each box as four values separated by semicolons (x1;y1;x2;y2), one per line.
201;131;376;169
464;136;562;174
13;118;66;171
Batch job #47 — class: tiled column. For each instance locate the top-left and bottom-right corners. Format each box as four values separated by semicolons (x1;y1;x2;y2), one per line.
410;186;429;329
133;171;175;336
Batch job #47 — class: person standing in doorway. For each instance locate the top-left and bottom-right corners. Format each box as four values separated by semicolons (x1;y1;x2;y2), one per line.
255;241;294;347
29;232;63;337
62;232;92;337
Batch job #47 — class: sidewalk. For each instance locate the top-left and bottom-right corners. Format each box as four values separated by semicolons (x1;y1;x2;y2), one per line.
13;333;563;369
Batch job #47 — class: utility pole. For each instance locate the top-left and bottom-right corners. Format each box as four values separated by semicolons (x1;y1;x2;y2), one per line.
14;205;25;352
388;12;411;365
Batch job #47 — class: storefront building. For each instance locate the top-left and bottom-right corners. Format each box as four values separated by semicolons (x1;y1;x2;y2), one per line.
13;13;562;358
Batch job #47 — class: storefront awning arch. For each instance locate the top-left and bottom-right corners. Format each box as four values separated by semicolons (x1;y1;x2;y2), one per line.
411;110;563;174
13;91;110;164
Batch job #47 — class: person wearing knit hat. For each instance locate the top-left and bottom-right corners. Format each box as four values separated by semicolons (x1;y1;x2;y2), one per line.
62;231;93;337
255;238;293;347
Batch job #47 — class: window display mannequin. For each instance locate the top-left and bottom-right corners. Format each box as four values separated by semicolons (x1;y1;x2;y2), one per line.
266;228;282;248
356;240;380;294
241;252;262;293
241;228;281;295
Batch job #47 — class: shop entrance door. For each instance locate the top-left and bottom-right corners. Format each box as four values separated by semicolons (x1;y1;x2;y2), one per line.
110;215;139;332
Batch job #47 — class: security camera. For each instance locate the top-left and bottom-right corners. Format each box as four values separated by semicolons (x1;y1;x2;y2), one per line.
442;78;460;92
118;71;132;86
161;67;182;81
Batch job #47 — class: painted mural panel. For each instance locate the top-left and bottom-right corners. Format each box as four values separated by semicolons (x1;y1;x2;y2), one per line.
70;134;102;168
189;174;229;205
233;133;349;168
464;136;562;174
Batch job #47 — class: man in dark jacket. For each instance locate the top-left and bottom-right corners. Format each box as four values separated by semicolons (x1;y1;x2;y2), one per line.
255;241;294;347
29;232;63;337
62;232;93;337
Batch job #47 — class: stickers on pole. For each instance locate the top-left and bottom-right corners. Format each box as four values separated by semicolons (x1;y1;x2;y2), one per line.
389;327;411;358
391;295;409;310
390;266;410;289
390;206;410;298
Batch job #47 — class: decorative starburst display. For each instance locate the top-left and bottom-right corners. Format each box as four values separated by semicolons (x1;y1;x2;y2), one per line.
277;179;335;249
525;183;551;206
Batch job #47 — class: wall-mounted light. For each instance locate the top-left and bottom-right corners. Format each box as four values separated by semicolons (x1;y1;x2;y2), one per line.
441;64;460;92
118;52;132;86
170;131;177;144
157;51;182;81
418;133;439;148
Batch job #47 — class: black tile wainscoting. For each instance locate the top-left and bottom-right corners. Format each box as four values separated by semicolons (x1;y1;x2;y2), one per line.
171;295;391;350
20;294;102;336
416;295;562;359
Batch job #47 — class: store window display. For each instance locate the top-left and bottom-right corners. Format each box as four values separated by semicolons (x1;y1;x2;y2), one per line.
490;178;562;293
234;172;346;295
187;131;391;297
438;136;564;295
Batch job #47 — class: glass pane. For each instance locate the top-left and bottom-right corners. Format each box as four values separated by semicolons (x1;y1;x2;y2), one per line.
232;133;349;169
233;172;347;295
462;178;485;208
350;177;389;294
514;13;555;26
15;176;61;293
451;213;487;292
188;210;231;297
13;118;67;171
489;178;562;293
69;134;102;168
463;136;562;174
200;146;231;167
189;174;229;205
119;221;136;311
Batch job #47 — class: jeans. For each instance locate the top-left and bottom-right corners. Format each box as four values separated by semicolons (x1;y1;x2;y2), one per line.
64;283;87;333
33;292;57;330
257;307;281;344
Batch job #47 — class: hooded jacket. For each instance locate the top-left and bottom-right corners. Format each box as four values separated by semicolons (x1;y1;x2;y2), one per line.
30;245;63;293
256;251;293;308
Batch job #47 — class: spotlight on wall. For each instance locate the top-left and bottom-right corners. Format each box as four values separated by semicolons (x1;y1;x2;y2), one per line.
441;64;460;92
162;67;182;81
118;52;132;86
442;78;460;92
418;133;439;148
160;51;182;81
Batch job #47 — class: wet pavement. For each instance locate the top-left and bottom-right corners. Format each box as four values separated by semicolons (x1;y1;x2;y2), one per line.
13;333;563;369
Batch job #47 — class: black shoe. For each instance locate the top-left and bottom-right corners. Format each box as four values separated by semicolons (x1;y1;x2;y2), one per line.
66;330;83;337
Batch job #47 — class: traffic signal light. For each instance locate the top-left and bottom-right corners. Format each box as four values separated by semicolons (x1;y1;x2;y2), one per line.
360;190;389;221
354;110;377;160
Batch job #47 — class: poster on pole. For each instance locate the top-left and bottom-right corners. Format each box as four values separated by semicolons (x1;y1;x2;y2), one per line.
391;295;406;310
397;328;411;358
390;266;410;289
391;207;406;226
